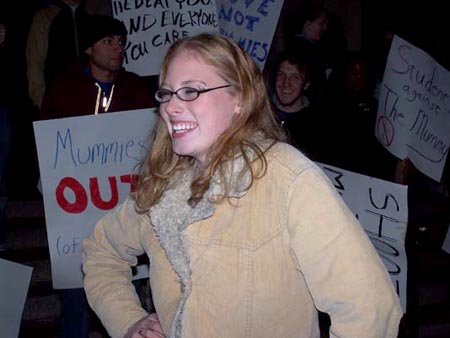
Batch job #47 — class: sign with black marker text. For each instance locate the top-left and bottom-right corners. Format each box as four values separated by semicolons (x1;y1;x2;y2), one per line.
113;0;219;76
376;35;450;181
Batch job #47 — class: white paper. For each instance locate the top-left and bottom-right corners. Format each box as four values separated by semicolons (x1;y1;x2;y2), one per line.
113;0;219;76
376;35;450;181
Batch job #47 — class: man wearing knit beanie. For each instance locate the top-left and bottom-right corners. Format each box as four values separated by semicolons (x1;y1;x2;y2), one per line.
41;14;154;119
82;14;128;81
82;14;128;53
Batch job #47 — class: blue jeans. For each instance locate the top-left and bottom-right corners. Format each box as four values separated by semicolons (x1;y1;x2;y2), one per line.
0;106;11;244
60;288;90;338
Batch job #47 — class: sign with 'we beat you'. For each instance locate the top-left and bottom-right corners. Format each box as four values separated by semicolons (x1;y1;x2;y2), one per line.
113;0;219;76
113;0;284;76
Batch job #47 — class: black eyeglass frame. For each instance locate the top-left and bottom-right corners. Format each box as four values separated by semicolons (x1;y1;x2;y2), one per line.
155;84;231;103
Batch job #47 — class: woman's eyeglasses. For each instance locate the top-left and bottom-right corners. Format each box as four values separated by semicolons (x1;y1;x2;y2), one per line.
155;85;231;103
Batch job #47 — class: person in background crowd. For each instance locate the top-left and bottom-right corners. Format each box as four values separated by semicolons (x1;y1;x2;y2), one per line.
26;0;90;110
326;52;398;181
271;48;311;120
41;14;154;118
283;1;348;106
284;2;329;106
40;14;155;338
82;33;402;338
270;47;328;162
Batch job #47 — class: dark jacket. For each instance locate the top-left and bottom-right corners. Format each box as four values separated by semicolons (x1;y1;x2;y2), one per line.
274;100;332;164
46;0;91;83
41;61;155;119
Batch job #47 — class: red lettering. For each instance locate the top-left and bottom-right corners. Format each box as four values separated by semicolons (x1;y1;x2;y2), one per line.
55;177;88;213
55;174;137;213
120;174;139;192
90;176;119;210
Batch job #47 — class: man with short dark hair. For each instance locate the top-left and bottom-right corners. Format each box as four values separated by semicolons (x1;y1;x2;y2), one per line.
270;48;326;160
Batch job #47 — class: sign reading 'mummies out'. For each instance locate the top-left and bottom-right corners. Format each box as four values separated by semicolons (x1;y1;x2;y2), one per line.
33;109;158;289
376;35;450;182
318;163;408;311
112;0;219;76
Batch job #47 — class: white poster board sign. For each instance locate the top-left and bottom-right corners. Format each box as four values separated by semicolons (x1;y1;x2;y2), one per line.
34;109;158;289
376;35;450;182
318;163;408;311
0;259;33;338
217;0;284;69
113;0;219;76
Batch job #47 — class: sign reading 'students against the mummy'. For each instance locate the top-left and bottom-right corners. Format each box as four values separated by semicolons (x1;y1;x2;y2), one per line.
376;35;450;181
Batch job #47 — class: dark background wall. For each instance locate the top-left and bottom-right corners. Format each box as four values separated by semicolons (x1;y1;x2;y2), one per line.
363;0;450;68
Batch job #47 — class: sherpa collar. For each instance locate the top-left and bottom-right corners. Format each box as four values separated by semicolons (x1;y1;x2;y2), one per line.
149;151;254;337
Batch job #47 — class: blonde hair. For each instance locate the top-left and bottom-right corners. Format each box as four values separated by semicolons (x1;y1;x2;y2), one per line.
133;33;285;212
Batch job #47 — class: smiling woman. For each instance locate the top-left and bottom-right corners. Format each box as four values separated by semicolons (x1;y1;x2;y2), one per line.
82;33;402;338
157;50;239;166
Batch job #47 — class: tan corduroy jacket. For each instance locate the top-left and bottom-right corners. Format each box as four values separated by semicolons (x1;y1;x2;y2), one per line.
82;142;402;338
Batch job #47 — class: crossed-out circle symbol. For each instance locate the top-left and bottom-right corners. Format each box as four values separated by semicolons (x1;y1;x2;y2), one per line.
376;116;395;146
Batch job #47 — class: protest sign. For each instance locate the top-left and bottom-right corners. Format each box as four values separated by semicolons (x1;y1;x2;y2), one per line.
113;0;219;76
33;109;158;289
0;258;33;338
217;0;284;69
318;163;408;311
376;35;450;182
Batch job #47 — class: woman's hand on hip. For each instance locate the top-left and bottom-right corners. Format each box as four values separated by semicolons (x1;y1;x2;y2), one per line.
125;313;165;338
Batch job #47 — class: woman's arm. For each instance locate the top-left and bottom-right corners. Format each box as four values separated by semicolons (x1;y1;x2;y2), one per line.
82;198;150;338
287;168;402;338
